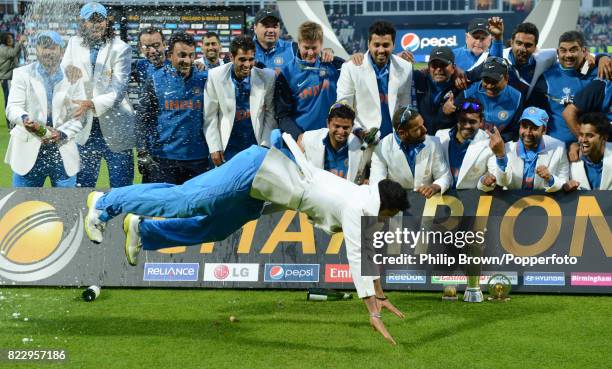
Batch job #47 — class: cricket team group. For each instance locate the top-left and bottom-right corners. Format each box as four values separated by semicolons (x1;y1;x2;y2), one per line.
4;2;610;344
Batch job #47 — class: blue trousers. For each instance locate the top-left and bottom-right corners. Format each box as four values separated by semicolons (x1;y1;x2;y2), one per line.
78;118;134;188
95;146;268;250
12;145;76;188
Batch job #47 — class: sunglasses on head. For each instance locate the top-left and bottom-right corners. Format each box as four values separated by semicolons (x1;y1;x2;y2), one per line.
329;100;355;114
460;101;482;113
399;107;419;126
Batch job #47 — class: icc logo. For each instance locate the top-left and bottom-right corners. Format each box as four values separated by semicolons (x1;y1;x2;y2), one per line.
401;33;420;52
0;192;83;282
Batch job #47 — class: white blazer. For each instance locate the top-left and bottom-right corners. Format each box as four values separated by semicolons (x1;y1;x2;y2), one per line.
61;36;135;152
473;47;557;99
301;128;364;183
570;143;612;190
337;52;412;131
250;135;380;298
436;129;495;191
204;63;276;153
370;134;452;193
5;63;86;176
489;135;569;192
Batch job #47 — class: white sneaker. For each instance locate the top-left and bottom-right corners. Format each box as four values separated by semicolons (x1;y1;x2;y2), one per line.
123;214;142;266
84;191;106;243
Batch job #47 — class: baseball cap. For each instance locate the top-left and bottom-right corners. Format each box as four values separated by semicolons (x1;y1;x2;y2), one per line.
254;8;281;24
429;46;454;65
36;31;65;48
467;18;489;35
481;57;508;82
519;107;549;127
80;2;108;20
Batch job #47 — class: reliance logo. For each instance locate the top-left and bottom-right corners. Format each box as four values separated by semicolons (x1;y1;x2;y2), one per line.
143;263;199;282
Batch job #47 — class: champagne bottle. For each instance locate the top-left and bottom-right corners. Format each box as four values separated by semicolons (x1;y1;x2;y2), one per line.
307;288;352;301
82;285;101;302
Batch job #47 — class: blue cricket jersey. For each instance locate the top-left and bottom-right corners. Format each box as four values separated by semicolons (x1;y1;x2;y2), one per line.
137;65;209;161
132;59;170;85
254;37;295;71
461;82;523;141
447;128;472;188
528;63;599;144
322;135;349;179
395;133;425;176
224;70;257;161
371;54;393;139
573;79;612;121
453;40;503;71
276;56;341;132
582;156;603;189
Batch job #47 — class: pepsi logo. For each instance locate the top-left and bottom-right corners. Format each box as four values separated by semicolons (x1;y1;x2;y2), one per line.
213;264;230;280
269;265;284;280
401;33;420;52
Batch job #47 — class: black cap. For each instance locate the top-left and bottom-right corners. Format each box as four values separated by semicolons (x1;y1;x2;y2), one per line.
467;18;489;35
429;46;454;65
254;8;281;24
480;57;508;82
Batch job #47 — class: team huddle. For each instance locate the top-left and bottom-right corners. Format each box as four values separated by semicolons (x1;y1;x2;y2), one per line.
3;2;611;344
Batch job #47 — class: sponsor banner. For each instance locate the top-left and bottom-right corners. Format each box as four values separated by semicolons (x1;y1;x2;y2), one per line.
1;189;610;294
325;264;352;283
394;29;463;62
386;270;427;284
431;272;518;285
431;275;467;284
524;272;566;286
571;273;612;286
264;264;319;283
203;263;259;282
143;263;199;282
483;271;518;285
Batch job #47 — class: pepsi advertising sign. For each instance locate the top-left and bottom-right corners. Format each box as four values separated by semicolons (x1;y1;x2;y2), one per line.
264;264;320;283
394;29;463;62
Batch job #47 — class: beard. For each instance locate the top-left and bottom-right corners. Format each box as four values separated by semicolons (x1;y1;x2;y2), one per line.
79;25;107;48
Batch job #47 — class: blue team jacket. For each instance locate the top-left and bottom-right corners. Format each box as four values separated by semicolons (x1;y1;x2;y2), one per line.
136;65;209;161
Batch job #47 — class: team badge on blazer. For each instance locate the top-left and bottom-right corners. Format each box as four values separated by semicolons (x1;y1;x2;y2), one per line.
319;69;327;78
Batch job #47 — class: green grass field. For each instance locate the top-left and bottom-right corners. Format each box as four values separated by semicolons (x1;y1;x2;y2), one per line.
1;288;611;368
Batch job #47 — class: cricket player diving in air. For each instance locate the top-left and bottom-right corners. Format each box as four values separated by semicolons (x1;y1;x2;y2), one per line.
84;131;409;345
